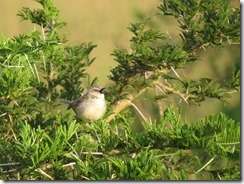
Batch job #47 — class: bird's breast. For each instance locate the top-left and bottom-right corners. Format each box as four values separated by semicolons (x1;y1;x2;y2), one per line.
75;98;106;120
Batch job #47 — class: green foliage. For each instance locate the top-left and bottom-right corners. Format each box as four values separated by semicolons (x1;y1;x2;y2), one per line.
17;0;66;31
0;0;240;181
0;0;96;128
109;0;239;107
159;0;240;51
1;105;239;180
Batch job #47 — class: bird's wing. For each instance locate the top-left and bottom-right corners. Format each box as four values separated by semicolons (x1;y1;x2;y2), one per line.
68;94;89;109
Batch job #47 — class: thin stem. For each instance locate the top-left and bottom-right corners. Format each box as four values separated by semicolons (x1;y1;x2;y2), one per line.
170;66;182;80
195;155;216;174
62;162;76;168
0;162;20;167
130;102;147;122
106;87;148;122
36;168;54;180
154;85;164;117
154;81;192;105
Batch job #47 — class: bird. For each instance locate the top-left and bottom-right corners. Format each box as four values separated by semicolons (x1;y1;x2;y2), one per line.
62;85;107;121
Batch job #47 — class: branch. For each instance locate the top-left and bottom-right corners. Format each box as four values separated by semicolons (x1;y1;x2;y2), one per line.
153;81;196;105
106;68;193;122
106;87;148;122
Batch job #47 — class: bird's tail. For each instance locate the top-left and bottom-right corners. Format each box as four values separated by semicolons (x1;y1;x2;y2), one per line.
60;99;71;104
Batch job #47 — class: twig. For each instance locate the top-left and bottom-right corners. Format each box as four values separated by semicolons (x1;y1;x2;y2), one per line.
166;30;177;47
106;87;148;122
81;175;91;180
35;168;54;180
155;84;167;94
195;155;216;174
33;63;40;83
81;151;104;155
0;112;7;118
170;66;182;80
154;81;191;105
12;100;20;107
41;24;46;41
62;162;76;168
24;54;35;78
130;102;147;122
1;168;18;174
9;114;17;141
217;172;222;180
154;84;164;117
0;162;20;167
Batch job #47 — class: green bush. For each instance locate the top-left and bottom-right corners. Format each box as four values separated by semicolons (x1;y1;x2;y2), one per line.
0;0;240;180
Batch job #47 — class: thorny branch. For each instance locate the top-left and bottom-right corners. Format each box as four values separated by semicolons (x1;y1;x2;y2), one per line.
105;67;196;122
106;87;148;122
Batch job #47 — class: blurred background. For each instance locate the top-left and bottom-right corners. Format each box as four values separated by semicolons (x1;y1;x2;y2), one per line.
0;0;240;124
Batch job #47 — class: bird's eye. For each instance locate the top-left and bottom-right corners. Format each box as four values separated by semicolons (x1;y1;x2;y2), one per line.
93;88;101;92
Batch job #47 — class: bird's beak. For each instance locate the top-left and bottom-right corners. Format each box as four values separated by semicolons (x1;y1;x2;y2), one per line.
100;88;107;94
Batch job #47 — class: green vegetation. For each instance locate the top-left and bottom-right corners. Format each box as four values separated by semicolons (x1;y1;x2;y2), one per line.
0;0;240;180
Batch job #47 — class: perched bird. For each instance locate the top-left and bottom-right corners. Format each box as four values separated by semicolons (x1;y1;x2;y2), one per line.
62;85;107;121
